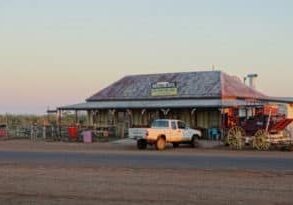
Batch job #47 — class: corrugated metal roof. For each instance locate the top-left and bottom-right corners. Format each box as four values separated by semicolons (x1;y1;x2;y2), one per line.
87;71;222;101
266;97;293;103
59;99;265;110
87;71;268;101
221;73;267;99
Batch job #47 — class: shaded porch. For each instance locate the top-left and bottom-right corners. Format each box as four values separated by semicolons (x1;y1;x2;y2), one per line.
57;98;266;140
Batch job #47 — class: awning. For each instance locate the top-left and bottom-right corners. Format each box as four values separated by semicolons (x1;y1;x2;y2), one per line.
58;99;265;111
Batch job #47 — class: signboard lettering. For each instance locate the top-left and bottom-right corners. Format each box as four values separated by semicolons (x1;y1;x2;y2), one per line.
151;82;178;96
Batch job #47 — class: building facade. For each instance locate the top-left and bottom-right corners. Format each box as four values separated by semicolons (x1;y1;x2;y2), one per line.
59;70;280;138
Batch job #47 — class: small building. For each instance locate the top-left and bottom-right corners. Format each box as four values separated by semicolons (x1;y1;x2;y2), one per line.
59;70;288;139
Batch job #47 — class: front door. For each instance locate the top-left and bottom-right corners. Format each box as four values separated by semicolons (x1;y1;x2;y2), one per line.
169;120;183;142
178;121;191;141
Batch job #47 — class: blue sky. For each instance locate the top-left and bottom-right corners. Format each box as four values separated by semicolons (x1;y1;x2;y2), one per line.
0;0;292;114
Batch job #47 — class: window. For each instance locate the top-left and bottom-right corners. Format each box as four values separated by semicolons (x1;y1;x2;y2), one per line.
151;120;169;128
177;121;186;129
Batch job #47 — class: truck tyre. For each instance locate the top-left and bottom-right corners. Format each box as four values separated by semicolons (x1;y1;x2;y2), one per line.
191;135;199;148
137;139;147;150
172;143;179;148
155;137;166;150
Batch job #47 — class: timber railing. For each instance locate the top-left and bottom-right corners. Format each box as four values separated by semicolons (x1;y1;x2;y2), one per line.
0;124;122;142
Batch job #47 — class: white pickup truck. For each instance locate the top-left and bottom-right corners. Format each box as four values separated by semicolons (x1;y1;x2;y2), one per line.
129;119;202;150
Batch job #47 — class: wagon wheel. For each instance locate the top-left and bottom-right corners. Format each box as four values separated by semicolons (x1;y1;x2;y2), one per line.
227;126;246;150
253;129;270;151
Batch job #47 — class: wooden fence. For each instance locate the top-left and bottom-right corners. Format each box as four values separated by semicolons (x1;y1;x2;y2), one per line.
0;124;120;142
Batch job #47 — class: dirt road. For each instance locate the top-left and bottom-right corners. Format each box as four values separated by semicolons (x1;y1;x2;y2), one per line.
0;140;292;205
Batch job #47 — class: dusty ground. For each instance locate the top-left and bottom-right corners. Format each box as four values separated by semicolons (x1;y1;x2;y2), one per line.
1;139;293;158
0;140;292;205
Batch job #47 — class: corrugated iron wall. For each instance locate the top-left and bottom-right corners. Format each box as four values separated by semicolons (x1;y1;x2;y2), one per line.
89;108;221;138
196;109;220;129
92;108;222;129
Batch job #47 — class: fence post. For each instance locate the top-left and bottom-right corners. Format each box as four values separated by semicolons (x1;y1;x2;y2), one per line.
16;126;19;137
30;124;34;141
51;126;54;139
43;125;46;140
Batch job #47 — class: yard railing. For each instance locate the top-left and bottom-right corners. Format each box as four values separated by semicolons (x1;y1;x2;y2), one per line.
0;124;121;142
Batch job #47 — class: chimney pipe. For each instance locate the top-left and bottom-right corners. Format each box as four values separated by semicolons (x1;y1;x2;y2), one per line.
246;74;258;89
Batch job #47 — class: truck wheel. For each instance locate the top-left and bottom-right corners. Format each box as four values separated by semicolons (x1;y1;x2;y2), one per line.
172;143;179;148
155;137;166;150
137;139;147;150
191;135;199;148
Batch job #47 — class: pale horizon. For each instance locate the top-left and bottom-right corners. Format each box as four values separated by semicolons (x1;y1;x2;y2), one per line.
1;0;292;114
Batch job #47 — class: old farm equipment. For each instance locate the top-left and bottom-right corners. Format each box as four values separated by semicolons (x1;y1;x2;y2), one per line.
227;108;293;150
